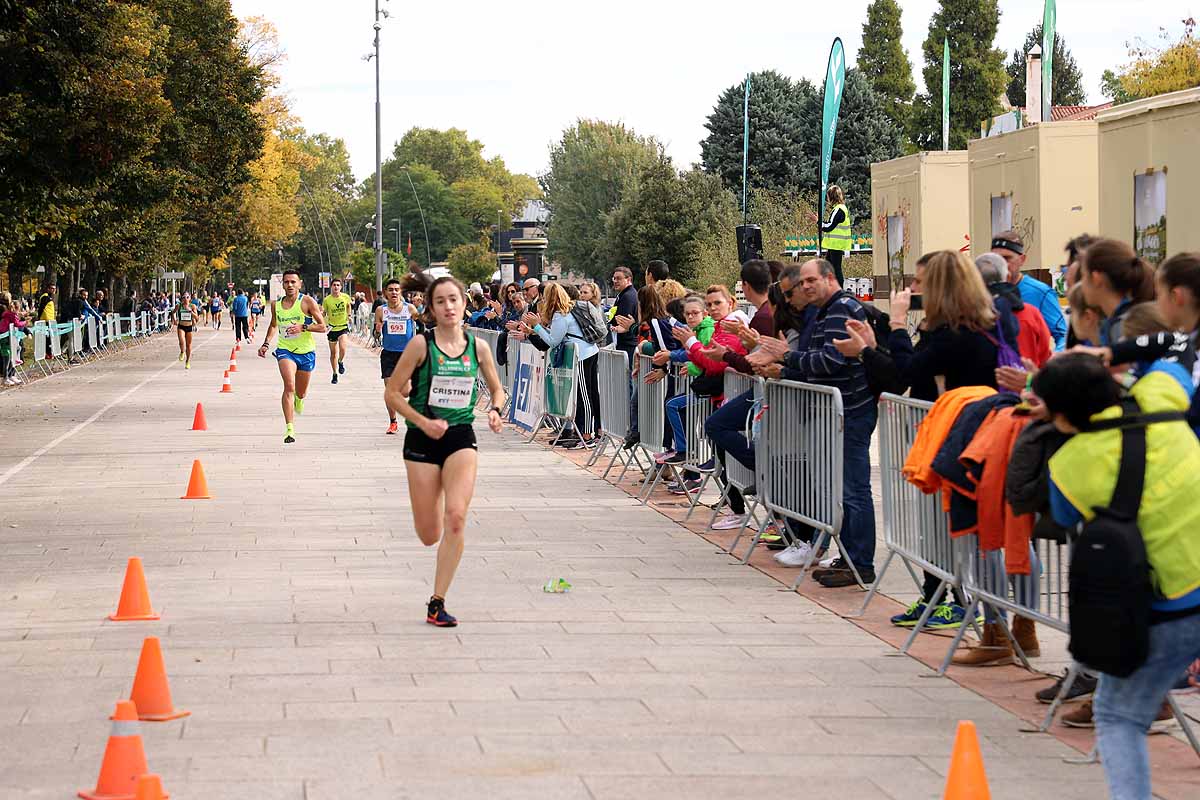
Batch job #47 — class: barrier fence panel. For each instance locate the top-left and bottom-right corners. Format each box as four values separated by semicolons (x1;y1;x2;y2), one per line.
759;379;857;590
70;320;83;356
853;394;970;649
525;341;578;443
640;365;688;502
634;353;669;502
679;373;721;520
710;372;766;538
468;327;502;408
590;348;643;478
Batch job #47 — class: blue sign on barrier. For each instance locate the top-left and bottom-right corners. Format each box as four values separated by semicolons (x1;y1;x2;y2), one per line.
508;343;544;432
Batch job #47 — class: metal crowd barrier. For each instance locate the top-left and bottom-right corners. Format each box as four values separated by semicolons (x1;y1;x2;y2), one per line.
526;341;578;443
853;394;972;650
758;379;856;590
634;353;669;502
678;372;720;520
588;348;645;479
709;372;767;540
468;327;503;409
0;309;168;390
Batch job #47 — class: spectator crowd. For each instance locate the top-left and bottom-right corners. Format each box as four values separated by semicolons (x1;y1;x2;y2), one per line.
461;235;1200;800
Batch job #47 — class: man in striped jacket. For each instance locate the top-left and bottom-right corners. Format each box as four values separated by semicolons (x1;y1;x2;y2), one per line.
749;259;878;588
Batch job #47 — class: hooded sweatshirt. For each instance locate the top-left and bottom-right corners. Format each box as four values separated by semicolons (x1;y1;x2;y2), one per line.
989;282;1052;367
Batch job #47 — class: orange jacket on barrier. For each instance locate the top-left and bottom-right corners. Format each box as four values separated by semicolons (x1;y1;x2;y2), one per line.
959;406;1035;574
902;386;996;494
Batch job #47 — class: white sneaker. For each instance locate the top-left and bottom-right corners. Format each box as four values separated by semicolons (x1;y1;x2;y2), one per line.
712;514;748;531
774;542;814;567
3;378;16;386
818;554;838;568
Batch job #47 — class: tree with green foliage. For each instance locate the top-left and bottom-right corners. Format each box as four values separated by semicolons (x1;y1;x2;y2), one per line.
1005;24;1086;108
1103;18;1200;104
798;69;905;222
148;0;265;260
540;120;661;279
858;0;917;140
910;0;1007;150
447;240;497;287
603;158;738;286
700;70;815;200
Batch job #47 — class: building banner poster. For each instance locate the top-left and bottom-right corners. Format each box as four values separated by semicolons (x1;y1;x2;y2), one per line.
509;342;545;432
1134;170;1167;264
887;214;906;291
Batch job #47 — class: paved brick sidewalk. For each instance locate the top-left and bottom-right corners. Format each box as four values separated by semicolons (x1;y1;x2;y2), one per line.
0;330;1112;799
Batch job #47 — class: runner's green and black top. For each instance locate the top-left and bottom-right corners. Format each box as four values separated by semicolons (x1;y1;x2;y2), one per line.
408;331;479;429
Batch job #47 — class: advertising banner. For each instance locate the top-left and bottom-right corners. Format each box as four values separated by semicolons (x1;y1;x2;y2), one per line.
1134;170;1167;264
509;342;545;431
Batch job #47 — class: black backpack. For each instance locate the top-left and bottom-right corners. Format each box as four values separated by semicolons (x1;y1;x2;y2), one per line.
859;301;894;356
1067;399;1185;677
847;298;905;397
567;303;609;346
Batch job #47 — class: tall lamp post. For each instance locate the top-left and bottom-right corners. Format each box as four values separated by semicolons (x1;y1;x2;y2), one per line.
369;2;388;294
388;219;400;277
496;209;504;278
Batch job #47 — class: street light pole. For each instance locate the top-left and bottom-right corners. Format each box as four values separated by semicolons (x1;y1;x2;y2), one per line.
496;209;503;278
372;1;384;294
392;218;400;256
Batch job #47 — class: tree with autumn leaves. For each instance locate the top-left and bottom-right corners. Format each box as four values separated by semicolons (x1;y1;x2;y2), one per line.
0;2;354;299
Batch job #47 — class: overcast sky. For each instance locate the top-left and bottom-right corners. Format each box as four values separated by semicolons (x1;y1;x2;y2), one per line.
229;1;1195;182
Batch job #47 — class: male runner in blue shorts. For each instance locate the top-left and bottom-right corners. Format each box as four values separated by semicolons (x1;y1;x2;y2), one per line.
257;269;327;443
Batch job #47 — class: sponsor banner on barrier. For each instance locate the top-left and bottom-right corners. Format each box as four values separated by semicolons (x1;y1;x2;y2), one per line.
509;342;545;431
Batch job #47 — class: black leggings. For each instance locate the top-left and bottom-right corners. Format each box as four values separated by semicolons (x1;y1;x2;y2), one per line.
235;316;249;340
574;352;602;437
826;249;845;286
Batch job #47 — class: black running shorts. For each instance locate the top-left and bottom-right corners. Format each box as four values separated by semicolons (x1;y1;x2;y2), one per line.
403;424;477;467
327;328;348;342
380;349;402;379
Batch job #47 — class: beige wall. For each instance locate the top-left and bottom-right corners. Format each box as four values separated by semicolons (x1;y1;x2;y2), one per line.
968;121;1098;271
870;151;968;290
1099;88;1200;260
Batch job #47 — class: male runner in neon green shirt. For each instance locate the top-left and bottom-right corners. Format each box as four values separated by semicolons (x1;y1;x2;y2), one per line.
322;279;352;384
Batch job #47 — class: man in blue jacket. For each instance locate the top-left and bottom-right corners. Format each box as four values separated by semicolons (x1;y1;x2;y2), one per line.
992;230;1067;349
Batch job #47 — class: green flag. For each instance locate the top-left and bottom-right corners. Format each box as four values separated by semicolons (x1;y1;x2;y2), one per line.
1042;0;1055;122
819;37;846;252
942;37;950;150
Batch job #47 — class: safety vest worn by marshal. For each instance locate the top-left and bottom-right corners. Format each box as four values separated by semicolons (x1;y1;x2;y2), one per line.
274;296;315;354
824;202;853;253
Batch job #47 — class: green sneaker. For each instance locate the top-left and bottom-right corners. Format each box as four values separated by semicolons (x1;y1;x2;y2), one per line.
293;396;304;415
925;603;969;630
890;600;928;628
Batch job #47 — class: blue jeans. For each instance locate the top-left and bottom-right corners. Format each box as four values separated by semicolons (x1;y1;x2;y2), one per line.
982;546;1042;623
665;394;689;454
706;389;756;516
1095;612;1200;799
840;403;877;571
705;389;755;470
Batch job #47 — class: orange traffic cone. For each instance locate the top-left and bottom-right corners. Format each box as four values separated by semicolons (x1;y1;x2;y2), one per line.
219;373;232;393
134;774;168;800
943;720;990;800
124;637;189;722
78;701;151;800
228;352;237;372
180;460;211;500
109;557;159;622
190;403;207;431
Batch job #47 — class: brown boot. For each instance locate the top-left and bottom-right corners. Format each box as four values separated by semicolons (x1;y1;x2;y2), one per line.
952;622;1014;666
1012;616;1041;658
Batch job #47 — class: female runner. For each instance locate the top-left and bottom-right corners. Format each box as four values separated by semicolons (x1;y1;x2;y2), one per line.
384;276;506;627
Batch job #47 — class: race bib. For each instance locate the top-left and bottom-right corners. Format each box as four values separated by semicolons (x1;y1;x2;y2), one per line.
387;319;408;335
280;324;298;339
428;375;474;409
179;311;192;323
